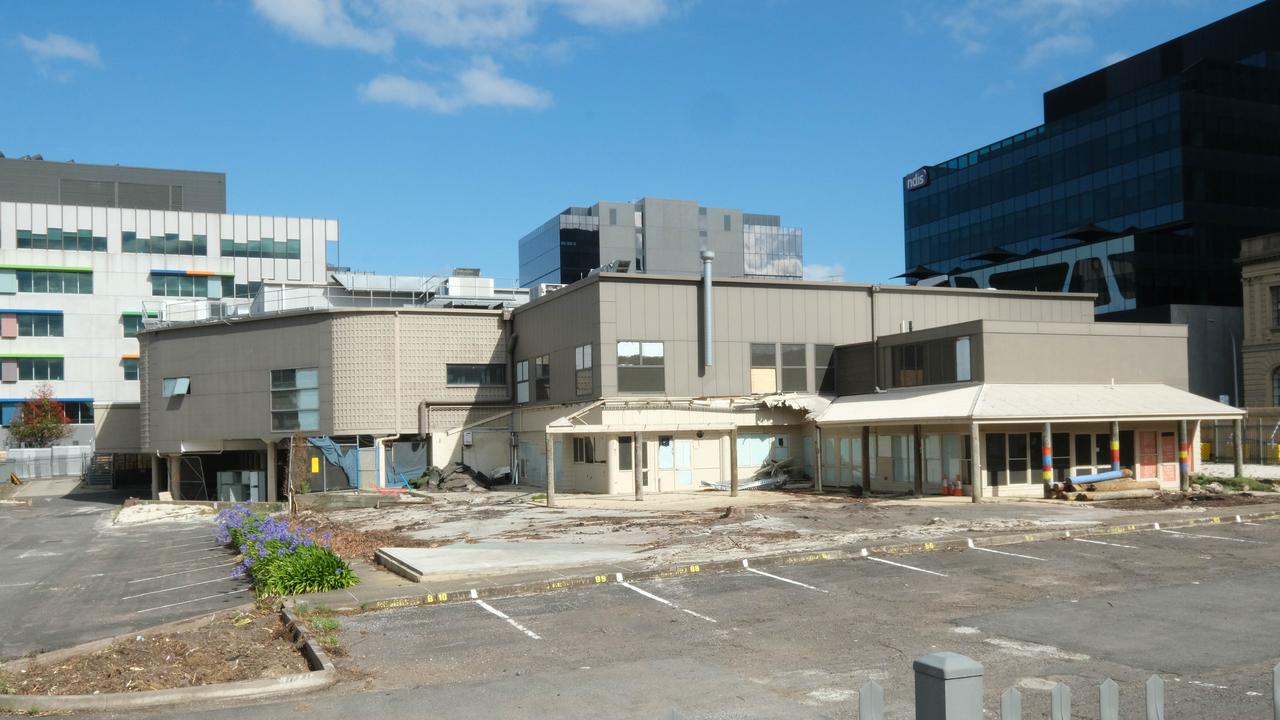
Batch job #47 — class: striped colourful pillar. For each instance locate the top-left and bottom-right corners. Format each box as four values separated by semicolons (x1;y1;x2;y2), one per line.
1041;445;1053;482
1110;438;1121;472
1179;442;1190;477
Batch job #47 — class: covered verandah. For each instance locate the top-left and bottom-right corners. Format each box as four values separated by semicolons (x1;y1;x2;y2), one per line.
815;382;1245;502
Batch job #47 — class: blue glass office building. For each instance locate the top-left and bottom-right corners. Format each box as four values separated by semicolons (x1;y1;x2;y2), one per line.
902;0;1280;310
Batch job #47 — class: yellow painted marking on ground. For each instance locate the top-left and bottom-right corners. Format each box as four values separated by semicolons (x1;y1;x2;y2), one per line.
923;542;935;550
689;564;700;573
1211;516;1221;524
595;575;608;584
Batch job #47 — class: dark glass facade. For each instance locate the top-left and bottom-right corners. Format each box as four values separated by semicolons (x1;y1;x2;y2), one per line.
518;210;600;287
903;0;1280;308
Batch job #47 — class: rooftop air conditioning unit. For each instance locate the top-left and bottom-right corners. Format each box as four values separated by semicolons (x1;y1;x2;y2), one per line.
532;283;566;299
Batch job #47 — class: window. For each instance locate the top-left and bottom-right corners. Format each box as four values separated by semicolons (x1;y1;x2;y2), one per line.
123;358;139;381
723;214;731;231
270;368;318;432
5;357;64;381
122;314;145;337
1272;288;1280;328
780;344;806;392
0;399;91;426
618;436;633;471
14;313;63;337
814;344;835;394
446;364;506;386
884;336;970;389
750;343;777;394
515;360;530;403
121;231;208;256
15;269;92;294
162;376;191;397
617;341;665;393
534;355;551;401
955;336;972;382
1273;368;1280;406
17;228;106;252
609;208;618;225
572;437;602;463
220;238;302;260
575;344;593;397
150;274;233;298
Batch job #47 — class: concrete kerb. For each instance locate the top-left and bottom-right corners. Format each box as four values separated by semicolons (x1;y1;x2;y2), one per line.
349;505;1280;615
0;604;336;713
130;498;287;513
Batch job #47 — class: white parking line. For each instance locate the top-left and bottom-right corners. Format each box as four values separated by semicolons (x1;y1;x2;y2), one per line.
1158;529;1262;544
167;545;229;557
121;577;232;600
136;587;249;614
966;539;1045;561
860;549;948;577
741;559;828;592
1073;537;1139;549
469;591;542;640
614;573;717;623
165;539;221;550
127;561;238;584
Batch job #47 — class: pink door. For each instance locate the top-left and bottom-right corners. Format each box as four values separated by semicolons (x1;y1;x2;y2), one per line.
1137;432;1159;480
1160;433;1178;481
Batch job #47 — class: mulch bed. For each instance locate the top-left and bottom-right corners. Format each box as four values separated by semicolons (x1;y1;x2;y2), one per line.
0;610;308;696
1092;492;1280;511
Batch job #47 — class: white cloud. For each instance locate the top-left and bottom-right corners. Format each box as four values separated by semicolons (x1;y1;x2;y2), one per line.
803;263;846;282
555;0;666;27
17;32;101;66
252;0;393;53
1021;32;1092;68
939;0;1131;67
256;0;667;51
360;57;551;112
1101;50;1130;66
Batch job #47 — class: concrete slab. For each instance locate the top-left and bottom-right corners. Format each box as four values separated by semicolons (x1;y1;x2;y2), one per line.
380;541;637;583
13;476;84;498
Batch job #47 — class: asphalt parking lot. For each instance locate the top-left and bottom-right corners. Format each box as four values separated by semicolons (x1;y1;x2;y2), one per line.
114;514;1280;720
0;482;249;659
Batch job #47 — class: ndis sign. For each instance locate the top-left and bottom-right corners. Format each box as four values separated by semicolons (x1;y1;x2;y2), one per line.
904;167;930;191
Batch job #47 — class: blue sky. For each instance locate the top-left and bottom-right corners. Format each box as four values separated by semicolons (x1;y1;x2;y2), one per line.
1;0;1258;284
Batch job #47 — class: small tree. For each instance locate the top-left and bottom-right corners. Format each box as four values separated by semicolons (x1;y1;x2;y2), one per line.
9;384;71;448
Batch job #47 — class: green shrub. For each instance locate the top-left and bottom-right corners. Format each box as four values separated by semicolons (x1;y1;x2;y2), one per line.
252;544;359;596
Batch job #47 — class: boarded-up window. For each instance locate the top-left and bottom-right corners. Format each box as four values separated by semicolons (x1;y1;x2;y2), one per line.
575;344;593;397
0;315;16;339
750;343;777;394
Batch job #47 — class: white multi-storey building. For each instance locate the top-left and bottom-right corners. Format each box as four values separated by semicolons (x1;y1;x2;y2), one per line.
0;201;335;450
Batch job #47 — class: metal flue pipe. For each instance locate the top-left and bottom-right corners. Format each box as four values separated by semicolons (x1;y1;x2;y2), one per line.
700;249;715;368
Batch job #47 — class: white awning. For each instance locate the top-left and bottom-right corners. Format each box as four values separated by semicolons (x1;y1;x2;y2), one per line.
818;383;1244;427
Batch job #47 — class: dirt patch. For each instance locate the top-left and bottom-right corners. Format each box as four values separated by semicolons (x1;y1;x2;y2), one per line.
114;503;214;526
1089;491;1280;511
292;511;454;565
0;610;307;696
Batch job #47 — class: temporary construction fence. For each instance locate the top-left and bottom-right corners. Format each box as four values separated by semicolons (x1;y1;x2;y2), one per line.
1202;416;1280;465
829;651;1280;719
0;446;93;481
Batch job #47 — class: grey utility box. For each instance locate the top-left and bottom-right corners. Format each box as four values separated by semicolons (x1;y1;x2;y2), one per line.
913;652;985;720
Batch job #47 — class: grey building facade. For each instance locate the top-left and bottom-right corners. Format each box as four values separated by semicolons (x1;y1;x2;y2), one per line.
518;197;802;288
0;156;225;212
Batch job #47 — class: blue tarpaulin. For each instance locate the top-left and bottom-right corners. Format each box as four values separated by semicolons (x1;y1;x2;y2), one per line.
307;437;359;488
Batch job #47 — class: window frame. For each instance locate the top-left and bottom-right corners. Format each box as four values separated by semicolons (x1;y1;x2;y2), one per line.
750;342;778;394
270;367;319;432
515;360;530;404
616;340;665;393
533;354;551;401
575;344;593;397
445;363;507;387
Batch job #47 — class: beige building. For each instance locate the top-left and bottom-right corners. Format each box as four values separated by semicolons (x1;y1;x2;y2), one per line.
137;271;1240;501
1240;233;1280;407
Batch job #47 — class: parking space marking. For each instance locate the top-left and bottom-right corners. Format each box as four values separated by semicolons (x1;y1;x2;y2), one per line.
966;539;1045;561
614;573;717;623
741;559;828;592
165;539;221;550
469;591;542;640
121;577;231;601
154;552;232;568
135;587;249;614
1073;537;1139;549
1158;529;1263;544
860;549;948;577
127;561;238;584
17;550;63;559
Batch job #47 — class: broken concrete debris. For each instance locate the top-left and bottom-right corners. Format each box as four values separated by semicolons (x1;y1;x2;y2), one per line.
414;463;492;493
